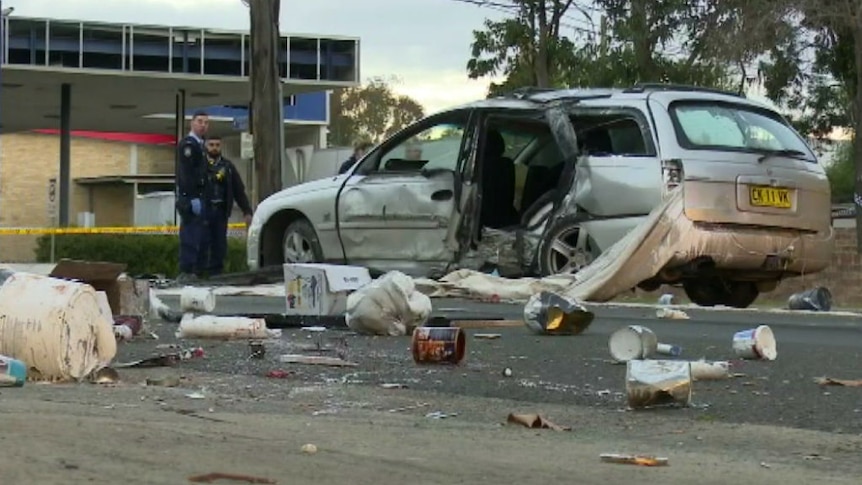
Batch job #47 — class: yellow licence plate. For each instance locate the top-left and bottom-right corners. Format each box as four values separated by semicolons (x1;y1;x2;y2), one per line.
749;186;792;208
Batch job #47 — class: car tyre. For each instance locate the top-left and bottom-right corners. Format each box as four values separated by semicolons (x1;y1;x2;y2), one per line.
537;214;594;276
683;279;759;309
282;219;324;264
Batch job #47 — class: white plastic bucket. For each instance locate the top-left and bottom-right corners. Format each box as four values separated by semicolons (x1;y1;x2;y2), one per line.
0;270;117;381
608;325;658;362
690;360;730;381
176;314;281;340
179;286;216;313
731;325;777;360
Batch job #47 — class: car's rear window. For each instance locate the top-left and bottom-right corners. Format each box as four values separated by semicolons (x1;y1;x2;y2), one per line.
669;101;814;160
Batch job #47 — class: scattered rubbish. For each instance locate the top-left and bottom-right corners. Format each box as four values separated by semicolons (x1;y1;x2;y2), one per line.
425;411;457;419
300;443;318;455
474;333;502;340
600;453;669;467
149;288;183;323
284;263;372;316
658;293;675;306
0;354;26;387
187;472;277;484
449;320;523;329
113;315;143;336
146;376;181;387
177;314;282;340
115;354;181;368
380;383;407;389
656;307;690;320
506;413;571;431
502;367;513;377
345;270;432;336
523;291;594;335
626;360;692;409
185;392;206;399
249;341;266;359
114;324;134;342
0;269;117;382
802;454;831;461
690;360;730;381
387;402;430;413
411;326;466;365
301;326;327;333
180;286;217;313
731;325;777;360
608;325;658;362
655;343;682;357
265;370;292;379
89;367;120;384
760;462;771;469
814;377;862;387
787;287;832;312
278;354;358;367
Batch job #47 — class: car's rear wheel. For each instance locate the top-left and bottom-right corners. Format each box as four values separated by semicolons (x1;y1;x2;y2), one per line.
538;215;594;276
683;279;759;309
283;219;324;264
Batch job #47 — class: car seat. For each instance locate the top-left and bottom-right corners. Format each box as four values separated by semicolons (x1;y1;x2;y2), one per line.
480;129;519;229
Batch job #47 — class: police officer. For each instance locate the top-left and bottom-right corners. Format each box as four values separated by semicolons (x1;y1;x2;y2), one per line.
200;135;254;277
175;110;210;283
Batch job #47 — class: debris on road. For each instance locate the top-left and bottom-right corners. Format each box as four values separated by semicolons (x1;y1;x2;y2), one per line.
425;411;457;419
502;367;513;377
732;325;777;360
146;376;181;387
0;354;26;387
345;271;432;336
248;341;266;359
506;413;571;431
600;453;669;467
656;307;690;320
265;369;292;379
449;319;523;329
300;443;318;454
814;377;862;387
176;314;282;340
380;382;407;389
474;333;501;340
187;472;277;484
690;360;730;381
658;293;675;305
523;291;594;335
278;354;358;367
626;360;692;409
114;315;143;337
149;288;183;323
411;326;466;364
655;343;682;357
284;263;371;316
0;269;117;382
609;325;657;362
787;287;832;312
88;367;119;384
180;286;216;313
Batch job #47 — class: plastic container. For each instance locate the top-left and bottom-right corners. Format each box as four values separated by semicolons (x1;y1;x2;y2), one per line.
411;326;466;364
0;270;117;381
608;325;658;362
0;355;26;387
179;286;217;313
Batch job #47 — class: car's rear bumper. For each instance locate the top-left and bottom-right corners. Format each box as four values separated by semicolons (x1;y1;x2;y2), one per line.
668;222;834;276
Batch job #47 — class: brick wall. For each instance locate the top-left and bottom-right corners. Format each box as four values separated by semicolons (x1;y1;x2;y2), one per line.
629;228;862;309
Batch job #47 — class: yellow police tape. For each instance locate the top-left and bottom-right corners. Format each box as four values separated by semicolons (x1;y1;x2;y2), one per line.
0;223;246;236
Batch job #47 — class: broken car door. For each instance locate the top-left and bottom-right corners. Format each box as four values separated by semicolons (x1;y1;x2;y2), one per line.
335;109;475;276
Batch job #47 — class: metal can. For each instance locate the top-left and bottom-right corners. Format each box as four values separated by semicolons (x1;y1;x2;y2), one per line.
249;341;266;359
411;326;466;365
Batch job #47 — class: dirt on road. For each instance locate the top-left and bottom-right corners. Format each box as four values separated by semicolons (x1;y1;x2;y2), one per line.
1;366;860;485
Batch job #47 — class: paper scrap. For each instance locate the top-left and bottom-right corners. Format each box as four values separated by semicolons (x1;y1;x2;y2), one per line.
506;413;571;431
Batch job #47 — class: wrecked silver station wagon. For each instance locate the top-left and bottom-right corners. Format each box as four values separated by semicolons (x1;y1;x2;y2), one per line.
247;84;834;308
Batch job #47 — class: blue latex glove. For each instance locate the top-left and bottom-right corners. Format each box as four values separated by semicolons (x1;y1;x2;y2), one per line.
190;198;202;216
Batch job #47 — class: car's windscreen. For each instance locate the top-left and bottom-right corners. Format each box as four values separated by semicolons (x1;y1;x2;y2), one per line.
669;101;814;161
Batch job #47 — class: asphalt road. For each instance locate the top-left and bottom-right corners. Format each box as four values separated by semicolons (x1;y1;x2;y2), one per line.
153;295;862;435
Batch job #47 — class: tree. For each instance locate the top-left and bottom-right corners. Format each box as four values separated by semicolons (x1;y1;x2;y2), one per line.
328;77;425;147
827;141;855;203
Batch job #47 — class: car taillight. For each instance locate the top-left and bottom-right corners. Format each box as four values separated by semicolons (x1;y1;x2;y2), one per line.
662;158;684;190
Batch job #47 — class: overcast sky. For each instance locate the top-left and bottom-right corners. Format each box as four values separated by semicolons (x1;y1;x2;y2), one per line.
4;0;509;114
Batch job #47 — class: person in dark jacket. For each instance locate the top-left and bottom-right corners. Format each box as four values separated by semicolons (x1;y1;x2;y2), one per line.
199;135;254;277
175;111;210;283
338;139;374;174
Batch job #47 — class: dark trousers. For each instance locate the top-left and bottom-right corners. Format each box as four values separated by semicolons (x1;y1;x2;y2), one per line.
178;207;206;275
200;204;229;276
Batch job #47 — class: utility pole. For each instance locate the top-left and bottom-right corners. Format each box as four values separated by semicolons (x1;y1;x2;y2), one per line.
248;0;291;203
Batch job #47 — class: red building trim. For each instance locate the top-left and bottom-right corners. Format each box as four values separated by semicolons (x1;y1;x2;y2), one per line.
31;129;177;145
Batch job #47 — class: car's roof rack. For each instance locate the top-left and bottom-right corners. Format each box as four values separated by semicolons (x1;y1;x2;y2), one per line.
496;87;559;100
623;83;745;98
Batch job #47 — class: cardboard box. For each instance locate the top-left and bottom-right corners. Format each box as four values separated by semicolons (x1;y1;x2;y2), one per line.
49;259;149;316
283;263;372;316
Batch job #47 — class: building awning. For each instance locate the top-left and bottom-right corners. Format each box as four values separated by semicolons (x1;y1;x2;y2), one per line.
75;174;175;185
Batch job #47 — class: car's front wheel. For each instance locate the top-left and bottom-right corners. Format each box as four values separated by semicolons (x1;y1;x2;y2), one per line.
537;215;595;276
283;219;324;264
683;278;759;309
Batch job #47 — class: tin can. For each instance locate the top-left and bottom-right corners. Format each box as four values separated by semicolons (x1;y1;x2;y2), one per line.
626;359;692;409
523;291;594;335
249;341;266;359
411;326;466;364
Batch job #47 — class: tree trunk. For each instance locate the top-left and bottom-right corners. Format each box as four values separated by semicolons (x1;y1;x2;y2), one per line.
535;1;551;87
249;0;288;203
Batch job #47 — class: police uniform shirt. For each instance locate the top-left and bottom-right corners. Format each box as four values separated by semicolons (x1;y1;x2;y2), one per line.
178;133;206;198
207;156;228;203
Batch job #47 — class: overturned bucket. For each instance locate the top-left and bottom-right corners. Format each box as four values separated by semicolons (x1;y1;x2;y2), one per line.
411;326;466;364
731;325;777;361
179;286;216;313
626;360;692;409
523;291;594;335
787;287;832;312
609;325;658;362
0;269;117;381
